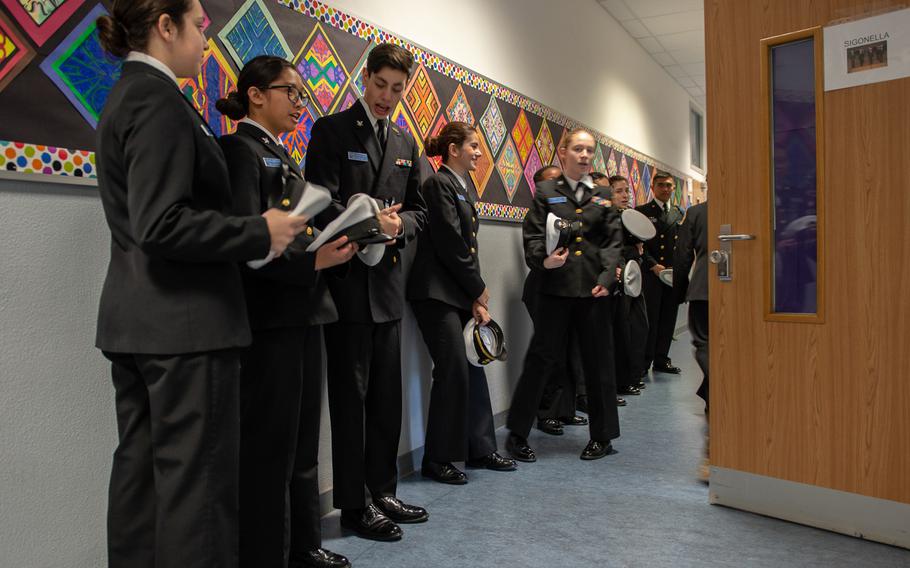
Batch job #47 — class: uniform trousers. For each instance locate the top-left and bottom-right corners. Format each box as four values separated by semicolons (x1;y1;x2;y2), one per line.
239;326;323;567
411;299;497;463
688;300;709;409
104;349;242;568
507;295;620;442
324;321;401;510
642;271;679;369
524;296;584;419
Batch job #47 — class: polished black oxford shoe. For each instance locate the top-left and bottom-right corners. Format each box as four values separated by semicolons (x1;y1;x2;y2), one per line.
292;548;351;568
537;418;564;435
466;452;517;471
616;396;627;406
505;433;537;462
558;414;589;426
636;380;647;389
373;496;429;524
653;361;682;374
340;504;402;541
421;461;467;485
580;440;613;461
617;385;641;396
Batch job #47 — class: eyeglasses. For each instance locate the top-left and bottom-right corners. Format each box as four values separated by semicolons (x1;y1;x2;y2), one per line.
264;84;308;106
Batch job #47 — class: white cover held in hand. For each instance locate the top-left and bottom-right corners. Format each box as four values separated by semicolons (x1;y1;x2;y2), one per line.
305;193;386;266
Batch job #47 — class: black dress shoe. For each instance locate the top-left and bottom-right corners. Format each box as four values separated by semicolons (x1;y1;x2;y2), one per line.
558;415;589;426
617;385;641;396
505;433;537;462
616;396;627;406
373;496;428;524
636;381;646;389
537;418;564;435
293;548;351;568
653;361;682;374
421;461;467;484
576;395;589;413
340;504;402;541
580;440;613;460
466;451;517;471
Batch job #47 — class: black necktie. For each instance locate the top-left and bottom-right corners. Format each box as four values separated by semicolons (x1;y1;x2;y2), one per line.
376;119;387;151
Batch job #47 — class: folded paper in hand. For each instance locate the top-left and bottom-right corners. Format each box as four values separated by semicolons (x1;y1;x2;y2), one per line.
247;181;332;269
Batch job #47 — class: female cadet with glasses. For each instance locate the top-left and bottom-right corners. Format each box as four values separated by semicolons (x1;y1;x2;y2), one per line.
407;122;517;485
217;56;356;568
95;2;307;566
505;128;623;463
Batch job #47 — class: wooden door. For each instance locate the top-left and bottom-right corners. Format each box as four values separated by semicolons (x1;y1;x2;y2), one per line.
706;0;910;527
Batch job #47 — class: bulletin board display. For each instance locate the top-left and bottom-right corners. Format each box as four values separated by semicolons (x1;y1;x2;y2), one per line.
0;0;691;220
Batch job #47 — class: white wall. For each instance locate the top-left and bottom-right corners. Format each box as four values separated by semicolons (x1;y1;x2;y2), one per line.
0;1;701;565
323;0;705;179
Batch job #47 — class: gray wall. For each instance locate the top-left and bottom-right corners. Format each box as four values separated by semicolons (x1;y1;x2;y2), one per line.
0;174;533;567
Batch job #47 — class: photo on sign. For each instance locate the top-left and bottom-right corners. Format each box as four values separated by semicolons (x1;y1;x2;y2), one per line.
847;40;888;74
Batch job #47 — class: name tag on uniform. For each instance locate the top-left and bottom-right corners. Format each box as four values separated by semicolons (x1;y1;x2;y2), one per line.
456;193;467;201
199;123;214;137
395;158;413;168
347;151;369;162
262;157;282;168
547;196;567;204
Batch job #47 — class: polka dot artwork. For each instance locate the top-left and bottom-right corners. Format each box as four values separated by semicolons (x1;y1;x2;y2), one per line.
0;141;95;178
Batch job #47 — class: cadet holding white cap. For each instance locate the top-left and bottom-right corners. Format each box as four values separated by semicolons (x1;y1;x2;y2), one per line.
407;122;517;486
505;128;623;462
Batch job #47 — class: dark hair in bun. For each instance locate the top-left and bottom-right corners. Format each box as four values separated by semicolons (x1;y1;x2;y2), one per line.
216;55;297;121
97;0;193;58
424;121;476;163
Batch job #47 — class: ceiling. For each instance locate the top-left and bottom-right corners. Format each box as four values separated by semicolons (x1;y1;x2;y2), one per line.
597;0;706;109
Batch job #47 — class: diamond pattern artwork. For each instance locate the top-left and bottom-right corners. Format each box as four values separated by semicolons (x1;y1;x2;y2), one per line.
552;128;568;170
391;101;423;157
479;97;507;157
639;163;652;205
618;152;629;182
179;40;238;138
445;84;474;125
523;145;543;197
468;129;494;199
592;144;606;175
535;121;555;166
606;148;618;176
39;4;121;128
0;10;35;92
278;101;320;168
426;113;447;172
403;64;440;138
496;138;523;203
218;0;292;67
294;23;349;115
629;159;642;207
349;42;374;96
511;110;534;166
332;84;358;113
1;0;84;46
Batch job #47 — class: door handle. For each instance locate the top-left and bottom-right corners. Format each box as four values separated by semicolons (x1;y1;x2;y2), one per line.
714;224;754;282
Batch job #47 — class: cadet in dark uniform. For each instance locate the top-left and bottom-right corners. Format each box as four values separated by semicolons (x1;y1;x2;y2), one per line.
506;128;623;462
217;56;354;568
95;4;307;566
636;172;684;375
607;174;649;397
304;43;428;542
674;200;709;408
407;122;516;485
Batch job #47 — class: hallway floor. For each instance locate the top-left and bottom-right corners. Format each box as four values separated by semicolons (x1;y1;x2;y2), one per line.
319;332;910;567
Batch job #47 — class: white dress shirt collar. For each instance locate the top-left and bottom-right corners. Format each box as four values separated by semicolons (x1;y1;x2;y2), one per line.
441;163;468;190
125;51;178;87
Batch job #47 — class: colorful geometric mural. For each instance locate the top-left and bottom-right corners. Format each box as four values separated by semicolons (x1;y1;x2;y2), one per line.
0;140;93;176
592;144;606;175
535;121;555;166
39;4;121;128
479;97;507;157
332;84;358;113
0;0;84;46
468;131;494;200
391;101;423;157
403;64;439;139
218;0;293;67
426;113;447;172
523;145;543;197
349;42;373;96
497;138;522;203
511;110;534;166
278;101;320;167
179;40;238;138
445;84;474;125
606;148;618;177
0;10;35;92
294;22;348;115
